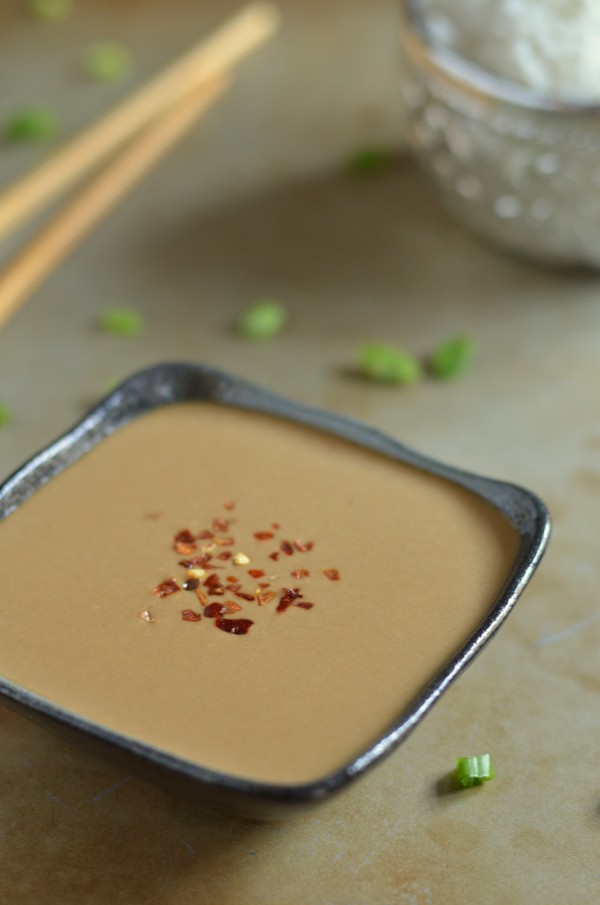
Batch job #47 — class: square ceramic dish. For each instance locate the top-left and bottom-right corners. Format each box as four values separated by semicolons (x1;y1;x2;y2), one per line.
0;363;550;819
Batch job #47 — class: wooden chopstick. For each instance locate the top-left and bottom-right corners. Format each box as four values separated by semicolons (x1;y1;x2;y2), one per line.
0;1;279;243
0;77;228;330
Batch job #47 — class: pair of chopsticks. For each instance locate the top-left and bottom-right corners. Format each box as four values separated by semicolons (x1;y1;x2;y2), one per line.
0;2;280;330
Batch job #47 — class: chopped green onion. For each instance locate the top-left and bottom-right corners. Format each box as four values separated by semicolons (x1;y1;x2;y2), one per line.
28;0;74;20
83;42;132;82
0;401;12;427
237;300;287;340
99;307;143;337
359;343;422;385
456;754;494;788
430;335;476;380
348;148;395;175
5;106;60;143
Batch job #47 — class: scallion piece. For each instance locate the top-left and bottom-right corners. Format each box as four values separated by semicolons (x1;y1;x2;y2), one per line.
28;0;73;20
84;42;132;82
348;148;395;175
359;342;421;385
456;754;494;788
237;300;287;340
0;401;12;427
5;106;60;143
430;335;475;380
99;307;143;337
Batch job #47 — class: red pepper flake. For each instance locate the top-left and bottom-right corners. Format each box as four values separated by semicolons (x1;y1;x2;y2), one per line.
203;573;222;587
174;540;197;555
223;500;235;510
295;602;314;610
216;551;232;561
280;540;294;556
226;575;238;583
271;522;280;530
254;531;274;541
178;554;210;568
204;601;243;618
258;581;271;589
212;517;229;533
323;568;340;581
197;530;214;540
213;536;234;546
291;568;310;579
182;609;202;622
256;589;276;606
152;578;181;597
294;539;314;552
183;578;200;591
215;617;254;635
234;590;256;602
194;588;208;606
269;552;280;561
276;587;303;613
208;586;225;596
248;568;265;579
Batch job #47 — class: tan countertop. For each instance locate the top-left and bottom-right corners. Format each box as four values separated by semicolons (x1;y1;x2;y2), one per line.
1;2;599;903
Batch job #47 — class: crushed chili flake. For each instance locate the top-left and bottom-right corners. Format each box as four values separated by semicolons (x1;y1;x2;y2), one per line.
248;568;265;578
197;530;213;540
174;541;197;555
183;578;200;591
215;617;254;635
271;522;280;530
256;589;276;606
182;609;202;622
179;554;210;568
204;573;222;587
152;578;181;598
194;588;208;606
294;539;314;552
204;602;241;618
233;552;250;566
291;568;310;579
323;568;340;581
280;540;294;556
140;610;156;623
223;500;235;510
254;531;274;541
269;552;280;561
258;581;271;589
216;551;232;561
276;587;304;613
234;590;256;602
175;529;196;544
212;517;229;532
226;575;238;583
208;586;225;596
295;602;314;610
213;536;234;546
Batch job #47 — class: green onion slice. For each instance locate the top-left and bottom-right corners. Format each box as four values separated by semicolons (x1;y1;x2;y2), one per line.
99;307;143;337
5;106;60;143
430;335;475;379
456;754;495;788
237;300;287;340
359;342;421;385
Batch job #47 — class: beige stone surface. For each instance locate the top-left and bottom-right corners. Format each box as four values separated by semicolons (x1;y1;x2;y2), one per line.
0;1;599;903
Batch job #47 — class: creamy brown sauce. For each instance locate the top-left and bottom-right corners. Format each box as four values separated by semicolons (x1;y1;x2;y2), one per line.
0;403;519;784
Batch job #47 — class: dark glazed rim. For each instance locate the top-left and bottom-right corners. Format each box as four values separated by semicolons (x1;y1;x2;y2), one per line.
401;0;600;114
0;362;551;811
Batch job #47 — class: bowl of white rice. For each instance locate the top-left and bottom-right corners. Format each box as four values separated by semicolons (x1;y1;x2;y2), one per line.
400;0;600;267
